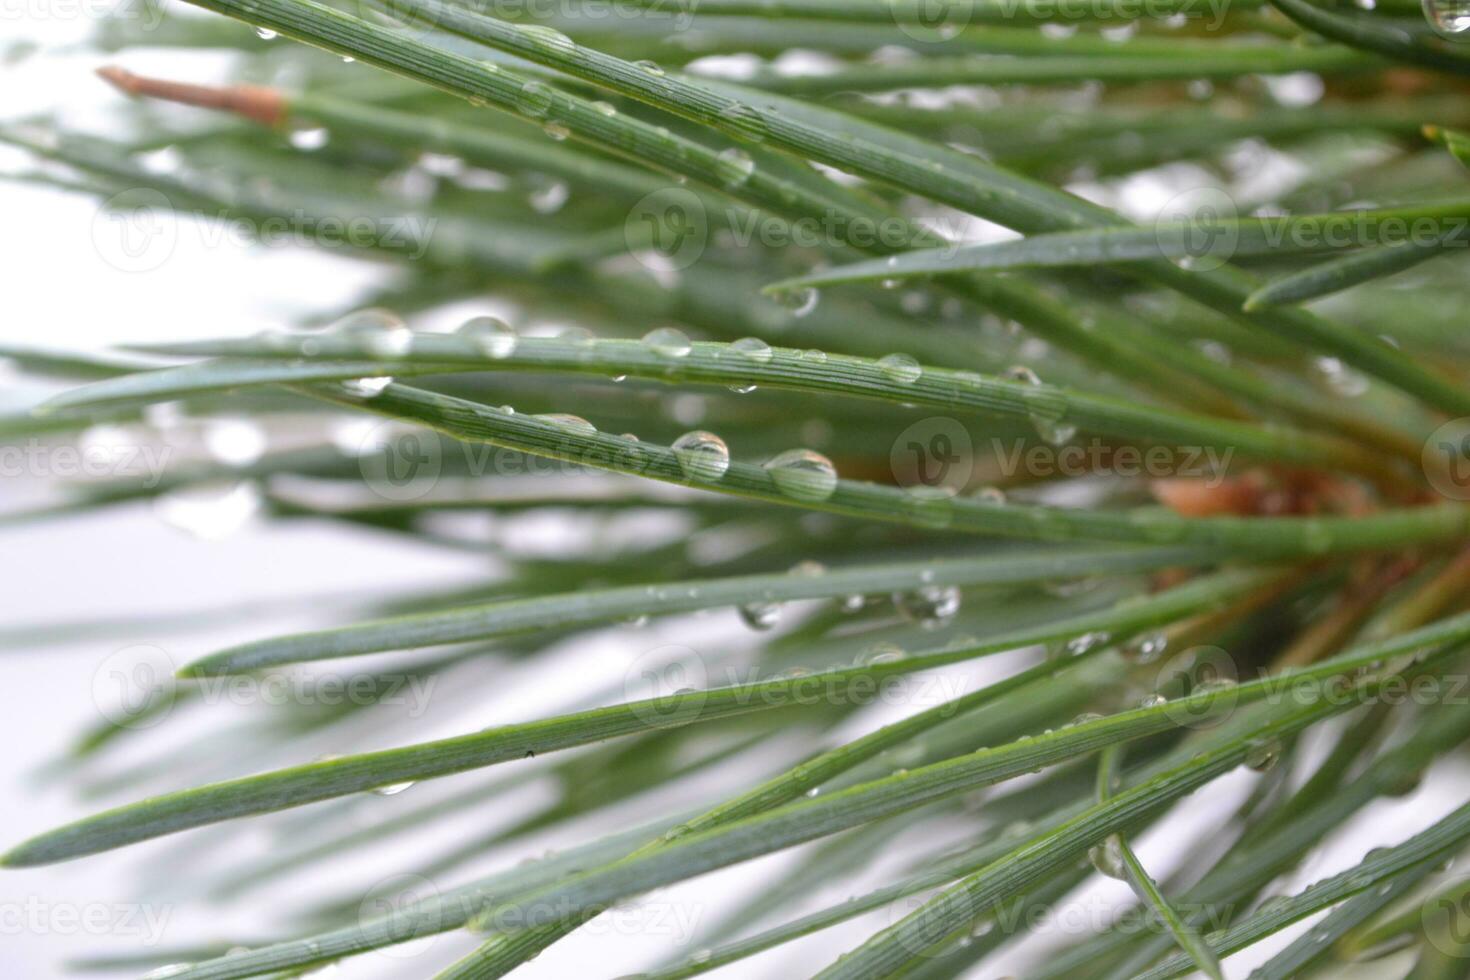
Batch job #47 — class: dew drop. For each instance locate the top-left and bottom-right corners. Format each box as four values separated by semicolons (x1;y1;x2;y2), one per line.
730;336;773;363
789;559;826;577
559;325;596;347
1088;835;1127;880
517;80;555;119
801;348;828;364
643;326;693;358
715;146;755;187
1004;365;1040;386
764;448;838;502
330;308;411;358
717;102;767;143
1314;356;1369;397
974;486;1007;505
254;27;277;40
342;377;394;397
518;23;576;54
1065;631;1111;656
1244;737;1282;773
672;430;731;481
373;781;415;797
892;585;961;629
776;287;819;317
542;121;571;142
1032;416;1077;445
534;413;597;435
1424;0;1470;38
877;352;922;384
1138;693;1167;708
863;644;907;666
1122;631;1168;664
455;316;517;358
738;601;781;630
840;595;866;614
635;59;666;76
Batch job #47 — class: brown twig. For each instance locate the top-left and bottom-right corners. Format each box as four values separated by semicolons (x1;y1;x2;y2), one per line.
97;66;286;127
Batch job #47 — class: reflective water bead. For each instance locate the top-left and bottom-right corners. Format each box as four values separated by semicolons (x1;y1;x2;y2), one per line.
730;336;773;363
738;601;780;630
777;287;819;317
715;147;755;187
877;352;922;384
892;584;961;629
331;308;411;358
862;644;907;666
1088;835;1127;880
1244;737;1282;773
1123;632;1168;664
1424;0;1470;38
455;316;517;358
534;413;597;435
343;377;394;397
372;781;415;796
672;430;731;481
519;23;576;54
764;448;838;502
643;326;692;358
1064;631;1111;655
